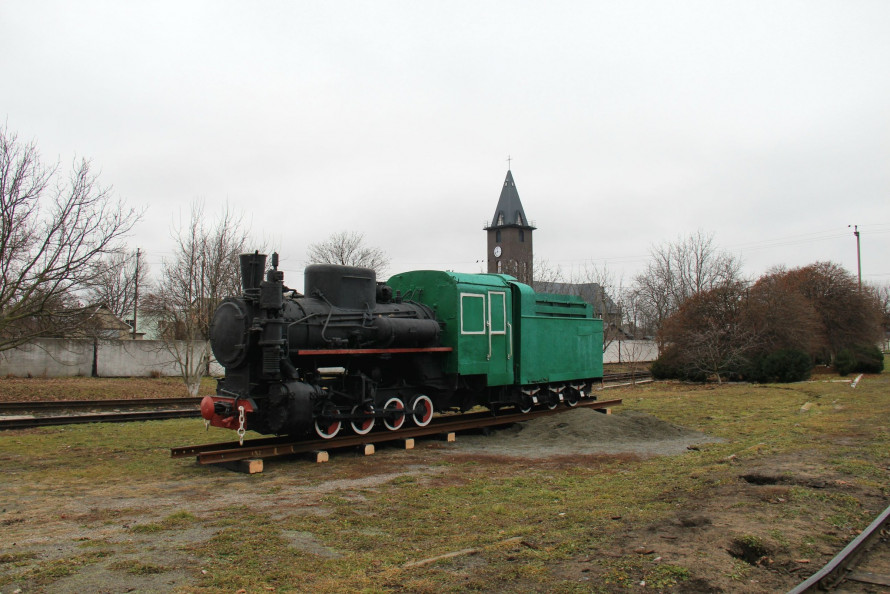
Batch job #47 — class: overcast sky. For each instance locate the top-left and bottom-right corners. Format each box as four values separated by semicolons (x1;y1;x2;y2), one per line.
3;1;889;292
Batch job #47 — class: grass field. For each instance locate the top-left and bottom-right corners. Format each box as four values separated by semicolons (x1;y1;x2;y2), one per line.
1;367;888;592
0;376;216;401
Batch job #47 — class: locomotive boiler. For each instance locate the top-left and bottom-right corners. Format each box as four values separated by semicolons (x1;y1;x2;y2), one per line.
203;252;605;440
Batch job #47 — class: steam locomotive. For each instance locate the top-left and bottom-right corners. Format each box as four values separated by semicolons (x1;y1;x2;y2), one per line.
202;252;604;439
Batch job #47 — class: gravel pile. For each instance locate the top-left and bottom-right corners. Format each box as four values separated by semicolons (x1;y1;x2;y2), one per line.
449;408;720;458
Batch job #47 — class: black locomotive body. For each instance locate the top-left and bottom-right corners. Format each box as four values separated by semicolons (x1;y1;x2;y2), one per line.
204;252;449;438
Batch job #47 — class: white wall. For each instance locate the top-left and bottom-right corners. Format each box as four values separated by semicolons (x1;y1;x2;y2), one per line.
0;338;223;378
603;340;658;364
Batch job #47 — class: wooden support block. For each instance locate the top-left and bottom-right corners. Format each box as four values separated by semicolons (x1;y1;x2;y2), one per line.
361;444;375;456
220;459;264;474
444;432;456;442
596;408;612;415
313;450;329;463
403;438;415;450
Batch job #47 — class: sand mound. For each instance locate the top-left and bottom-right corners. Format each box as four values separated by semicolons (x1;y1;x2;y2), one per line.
448;409;720;458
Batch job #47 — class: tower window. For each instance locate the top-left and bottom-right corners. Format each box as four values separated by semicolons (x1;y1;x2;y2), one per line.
497;260;502;274
519;229;524;242
496;213;504;226
496;230;501;242
515;212;523;225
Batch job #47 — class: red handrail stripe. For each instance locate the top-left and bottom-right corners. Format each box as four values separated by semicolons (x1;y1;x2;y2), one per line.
296;347;453;356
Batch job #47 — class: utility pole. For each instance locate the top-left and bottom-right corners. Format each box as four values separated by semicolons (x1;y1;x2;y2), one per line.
132;248;140;339
849;225;861;291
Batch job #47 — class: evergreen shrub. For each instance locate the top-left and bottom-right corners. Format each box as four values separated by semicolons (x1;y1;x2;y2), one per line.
836;345;885;376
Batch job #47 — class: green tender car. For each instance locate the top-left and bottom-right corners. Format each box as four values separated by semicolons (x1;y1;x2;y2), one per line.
387;270;603;408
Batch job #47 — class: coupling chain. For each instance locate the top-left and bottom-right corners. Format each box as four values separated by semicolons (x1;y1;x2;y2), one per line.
237;405;246;446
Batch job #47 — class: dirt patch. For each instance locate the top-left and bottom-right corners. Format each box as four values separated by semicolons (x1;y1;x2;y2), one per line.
555;451;889;592
445;408;721;458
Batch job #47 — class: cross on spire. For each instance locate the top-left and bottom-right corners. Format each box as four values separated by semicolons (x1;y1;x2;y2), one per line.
506;155;512;170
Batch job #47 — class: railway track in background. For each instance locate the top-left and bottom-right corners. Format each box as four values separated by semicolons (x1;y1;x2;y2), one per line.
789;503;890;592
0;397;202;430
0;397;200;413
0;372;646;431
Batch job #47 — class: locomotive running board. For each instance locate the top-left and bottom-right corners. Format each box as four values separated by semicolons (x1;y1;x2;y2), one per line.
171;397;622;465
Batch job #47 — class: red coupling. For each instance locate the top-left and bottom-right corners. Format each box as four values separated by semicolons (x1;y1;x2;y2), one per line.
200;396;216;420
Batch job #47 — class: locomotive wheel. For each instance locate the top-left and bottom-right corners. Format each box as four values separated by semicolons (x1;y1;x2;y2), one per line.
314;417;341;440
546;394;559;410
410;395;434;427
565;389;580;407
350;405;375;435
383;397;406;431
518;397;533;413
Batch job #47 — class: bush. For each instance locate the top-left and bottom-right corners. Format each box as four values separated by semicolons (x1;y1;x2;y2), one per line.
650;346;709;382
650;347;684;380
835;345;885;376
761;349;813;383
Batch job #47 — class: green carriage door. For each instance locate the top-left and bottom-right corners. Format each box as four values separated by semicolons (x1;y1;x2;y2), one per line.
487;290;513;385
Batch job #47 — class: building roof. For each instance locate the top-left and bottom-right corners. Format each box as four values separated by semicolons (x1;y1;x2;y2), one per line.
533;281;621;317
485;170;536;230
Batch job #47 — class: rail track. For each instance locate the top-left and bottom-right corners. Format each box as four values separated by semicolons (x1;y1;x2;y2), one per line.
0;397;200;413
0;397;201;430
171;397;624;464
790;503;890;592
0;372;647;431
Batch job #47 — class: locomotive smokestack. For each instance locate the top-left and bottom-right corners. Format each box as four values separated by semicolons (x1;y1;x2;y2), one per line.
240;251;267;292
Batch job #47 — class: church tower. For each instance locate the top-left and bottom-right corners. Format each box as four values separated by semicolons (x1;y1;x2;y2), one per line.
484;170;535;284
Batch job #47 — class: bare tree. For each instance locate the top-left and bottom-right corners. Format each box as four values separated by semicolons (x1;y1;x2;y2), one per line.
744;267;821;357
781;262;882;361
0;126;141;351
659;282;757;383
870;281;890;351
633;231;742;340
144;202;251;396
307;231;390;275
85;249;150;323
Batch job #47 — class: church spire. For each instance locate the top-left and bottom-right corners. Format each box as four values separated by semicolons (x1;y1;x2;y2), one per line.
487;170;535;230
485;168;535;284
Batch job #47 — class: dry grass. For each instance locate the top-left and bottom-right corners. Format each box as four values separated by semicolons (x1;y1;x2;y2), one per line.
0;367;887;592
0;376;216;401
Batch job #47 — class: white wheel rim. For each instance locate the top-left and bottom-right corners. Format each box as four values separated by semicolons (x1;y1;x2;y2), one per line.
350;405;375;435
314;418;341;439
383;397;405;431
411;395;434;427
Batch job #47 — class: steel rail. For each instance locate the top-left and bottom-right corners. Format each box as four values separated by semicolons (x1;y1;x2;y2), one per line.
0;397;201;412
788;503;890;593
171;406;519;457
171;397;623;465
0;409;201;430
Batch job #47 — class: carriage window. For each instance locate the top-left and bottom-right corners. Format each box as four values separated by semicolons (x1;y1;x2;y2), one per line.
460;293;486;335
488;291;506;334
